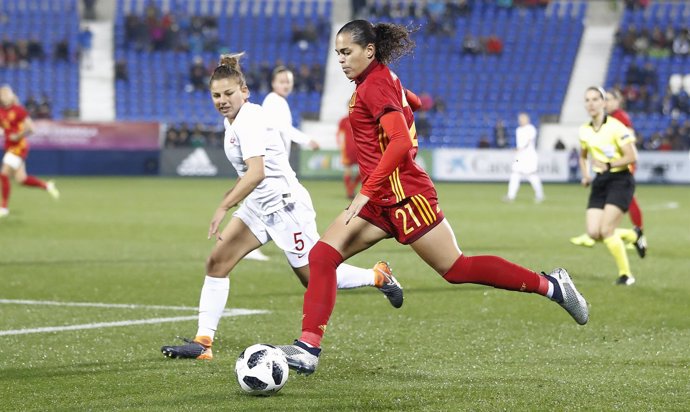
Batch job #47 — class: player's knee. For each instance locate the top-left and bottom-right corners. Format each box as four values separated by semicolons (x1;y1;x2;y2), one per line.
307;241;343;270
205;252;229;276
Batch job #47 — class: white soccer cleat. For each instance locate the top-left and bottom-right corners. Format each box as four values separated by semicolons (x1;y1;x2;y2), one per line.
276;340;320;375
0;207;8;218
244;249;270;261
548;267;589;325
46;180;60;200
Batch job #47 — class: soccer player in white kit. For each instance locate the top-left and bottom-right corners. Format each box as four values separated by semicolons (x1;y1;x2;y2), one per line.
503;112;544;203
161;53;403;360
244;66;317;261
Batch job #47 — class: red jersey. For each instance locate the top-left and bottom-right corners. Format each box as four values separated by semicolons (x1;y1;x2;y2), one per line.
349;60;433;206
609;109;633;128
0;103;30;158
337;116;358;165
609;108;637;173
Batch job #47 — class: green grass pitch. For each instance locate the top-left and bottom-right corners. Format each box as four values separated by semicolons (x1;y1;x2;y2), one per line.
1;178;688;411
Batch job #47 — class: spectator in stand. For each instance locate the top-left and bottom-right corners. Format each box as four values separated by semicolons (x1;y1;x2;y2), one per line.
477;135;491;148
485;34;504;55
189;123;206;147
54;39;70;62
115;59;129;82
188;56;208;92
462;34;482;55
672;28;690;56
633;28;650;55
27;37;44;61
24;95;39;117
493;119;508;148
35;94;52;119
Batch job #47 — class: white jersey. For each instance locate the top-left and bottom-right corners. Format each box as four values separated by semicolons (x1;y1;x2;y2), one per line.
261;91;311;153
223;102;301;215
512;123;539;174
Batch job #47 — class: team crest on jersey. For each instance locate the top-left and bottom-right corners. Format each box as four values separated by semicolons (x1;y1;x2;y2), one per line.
348;92;357;114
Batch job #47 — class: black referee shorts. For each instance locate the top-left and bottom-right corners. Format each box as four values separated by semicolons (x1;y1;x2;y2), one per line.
587;170;635;212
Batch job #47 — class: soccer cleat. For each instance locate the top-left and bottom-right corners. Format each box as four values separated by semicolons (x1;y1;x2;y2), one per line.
615;274;636;286
0;208;8;218
373;261;404;308
546;268;589;325
46;180;60;200
244;249;270;261
569;233;595;247
276;340;321;375
161;336;213;360
633;227;647;259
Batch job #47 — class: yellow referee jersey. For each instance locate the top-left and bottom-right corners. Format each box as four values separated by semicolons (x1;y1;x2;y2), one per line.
578;115;636;173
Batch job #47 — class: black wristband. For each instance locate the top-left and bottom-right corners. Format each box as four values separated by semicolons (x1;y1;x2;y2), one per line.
606;162;612;171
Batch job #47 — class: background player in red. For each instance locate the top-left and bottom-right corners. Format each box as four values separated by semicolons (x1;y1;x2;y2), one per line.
273;20;589;375
0;85;59;218
570;88;646;257
336;103;360;199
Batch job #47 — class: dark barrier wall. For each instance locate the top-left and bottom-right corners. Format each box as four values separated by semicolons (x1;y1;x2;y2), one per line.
29;150;160;175
22;120;161;175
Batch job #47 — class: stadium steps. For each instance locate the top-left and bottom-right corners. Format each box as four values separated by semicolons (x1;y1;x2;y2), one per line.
80;21;116;121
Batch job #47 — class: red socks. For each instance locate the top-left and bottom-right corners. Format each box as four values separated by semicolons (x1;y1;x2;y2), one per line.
22;176;47;189
628;196;643;229
300;241;343;348
442;254;549;296
0;175;9;208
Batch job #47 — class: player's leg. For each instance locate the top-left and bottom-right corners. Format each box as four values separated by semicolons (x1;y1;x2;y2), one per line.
412;219;588;325
0;166;12;216
161;215;262;360
277;195;401;302
599;204;634;285
277;214;388;374
527;172;544;202
504;171;521;201
628;195;643;229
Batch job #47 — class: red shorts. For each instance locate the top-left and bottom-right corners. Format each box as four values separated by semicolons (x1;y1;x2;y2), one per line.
342;145;358;167
358;188;444;244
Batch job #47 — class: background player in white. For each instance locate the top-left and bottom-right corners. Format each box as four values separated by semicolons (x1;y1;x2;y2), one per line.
503;112;544;203
262;65;320;154
161;53;403;360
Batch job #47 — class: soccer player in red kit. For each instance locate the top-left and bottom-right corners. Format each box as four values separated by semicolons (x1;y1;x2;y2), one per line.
274;20;589;375
570;88;646;258
0;85;59;218
336;110;360;198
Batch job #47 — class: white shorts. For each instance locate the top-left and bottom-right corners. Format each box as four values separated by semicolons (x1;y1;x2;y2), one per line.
233;186;319;268
2;152;24;170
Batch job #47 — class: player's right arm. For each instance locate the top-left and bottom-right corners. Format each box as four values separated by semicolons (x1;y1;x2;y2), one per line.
208;156;265;239
578;145;591;187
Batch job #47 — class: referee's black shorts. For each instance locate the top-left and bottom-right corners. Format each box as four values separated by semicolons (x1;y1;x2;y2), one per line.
587;170;635;212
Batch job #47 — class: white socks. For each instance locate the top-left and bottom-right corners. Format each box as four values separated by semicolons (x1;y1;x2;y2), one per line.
335;263;376;289
196;275;230;340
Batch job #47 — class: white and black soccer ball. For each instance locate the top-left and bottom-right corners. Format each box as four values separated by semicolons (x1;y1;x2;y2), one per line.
235;344;289;396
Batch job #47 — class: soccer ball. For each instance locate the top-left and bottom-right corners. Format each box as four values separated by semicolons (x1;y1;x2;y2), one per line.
235;344;289;396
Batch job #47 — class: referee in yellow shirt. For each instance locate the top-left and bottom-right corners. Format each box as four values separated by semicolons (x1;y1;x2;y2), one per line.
578;86;644;285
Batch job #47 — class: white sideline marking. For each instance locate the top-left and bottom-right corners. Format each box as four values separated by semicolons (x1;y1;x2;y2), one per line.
0;299;199;311
644;201;679;211
0;299;269;336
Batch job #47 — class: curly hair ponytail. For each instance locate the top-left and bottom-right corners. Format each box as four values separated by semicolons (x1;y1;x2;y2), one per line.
337;20;416;65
